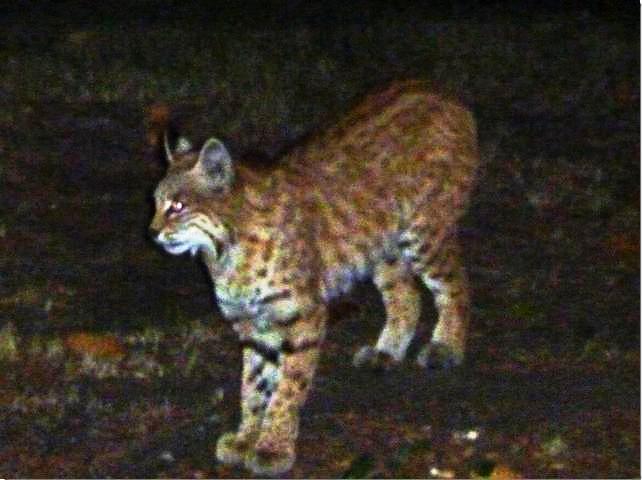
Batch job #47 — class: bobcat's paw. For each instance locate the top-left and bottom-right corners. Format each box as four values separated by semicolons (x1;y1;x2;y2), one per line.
416;342;463;371
245;442;295;477
216;432;252;466
352;346;398;371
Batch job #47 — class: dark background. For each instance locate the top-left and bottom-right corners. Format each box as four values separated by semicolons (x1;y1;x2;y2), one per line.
0;1;639;477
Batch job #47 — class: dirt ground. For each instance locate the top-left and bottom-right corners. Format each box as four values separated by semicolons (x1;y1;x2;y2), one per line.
0;3;639;478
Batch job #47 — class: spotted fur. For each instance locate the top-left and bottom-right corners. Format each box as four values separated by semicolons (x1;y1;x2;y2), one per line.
149;80;479;475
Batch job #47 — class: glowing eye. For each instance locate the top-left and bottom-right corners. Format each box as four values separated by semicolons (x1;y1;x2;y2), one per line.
167;200;185;216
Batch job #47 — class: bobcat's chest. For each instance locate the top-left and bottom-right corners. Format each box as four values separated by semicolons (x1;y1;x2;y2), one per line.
214;275;270;322
212;245;299;329
215;286;260;319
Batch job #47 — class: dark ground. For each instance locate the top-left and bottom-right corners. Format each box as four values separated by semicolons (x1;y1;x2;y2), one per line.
0;2;639;478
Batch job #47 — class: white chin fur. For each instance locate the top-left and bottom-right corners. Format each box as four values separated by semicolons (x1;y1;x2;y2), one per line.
161;229;219;258
163;243;192;255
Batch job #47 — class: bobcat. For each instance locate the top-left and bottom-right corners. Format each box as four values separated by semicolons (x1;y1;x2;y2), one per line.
149;80;479;475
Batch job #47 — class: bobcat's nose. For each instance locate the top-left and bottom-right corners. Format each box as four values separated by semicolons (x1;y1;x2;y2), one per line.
148;226;161;240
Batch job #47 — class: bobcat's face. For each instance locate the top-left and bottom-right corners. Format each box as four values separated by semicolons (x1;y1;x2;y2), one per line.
150;137;235;259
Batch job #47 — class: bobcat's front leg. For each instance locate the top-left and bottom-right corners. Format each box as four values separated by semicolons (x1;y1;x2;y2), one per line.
245;305;326;476
216;347;274;465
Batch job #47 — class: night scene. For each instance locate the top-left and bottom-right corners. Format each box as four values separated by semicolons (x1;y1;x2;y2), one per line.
0;1;639;478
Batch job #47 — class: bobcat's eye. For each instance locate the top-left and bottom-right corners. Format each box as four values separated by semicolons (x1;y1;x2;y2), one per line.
166;200;186;216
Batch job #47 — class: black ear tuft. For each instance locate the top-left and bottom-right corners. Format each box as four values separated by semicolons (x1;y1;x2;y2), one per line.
163;130;193;164
195;138;234;189
145;103;192;165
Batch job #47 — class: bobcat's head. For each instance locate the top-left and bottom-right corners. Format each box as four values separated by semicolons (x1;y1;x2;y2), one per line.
149;134;236;260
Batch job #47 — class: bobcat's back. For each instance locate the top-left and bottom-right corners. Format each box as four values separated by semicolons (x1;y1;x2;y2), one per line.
278;80;478;299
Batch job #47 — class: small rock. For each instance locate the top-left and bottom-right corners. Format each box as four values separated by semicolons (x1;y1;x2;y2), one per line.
159;451;175;463
430;466;455;478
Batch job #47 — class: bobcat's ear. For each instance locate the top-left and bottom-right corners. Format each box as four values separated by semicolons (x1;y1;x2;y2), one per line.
163;130;193;164
194;138;234;191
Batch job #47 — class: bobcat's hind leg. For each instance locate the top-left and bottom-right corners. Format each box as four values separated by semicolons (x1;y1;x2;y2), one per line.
353;260;421;370
413;237;470;370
